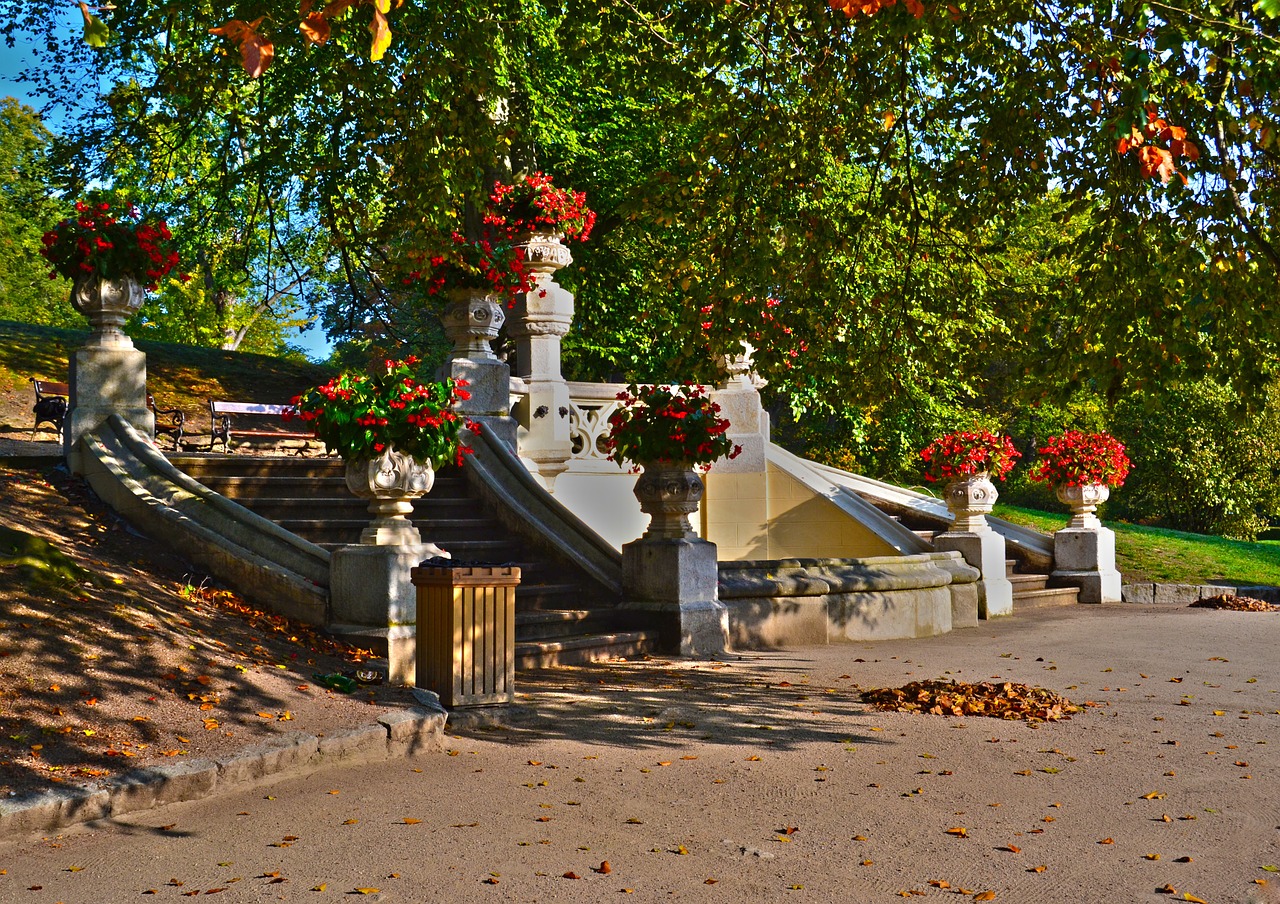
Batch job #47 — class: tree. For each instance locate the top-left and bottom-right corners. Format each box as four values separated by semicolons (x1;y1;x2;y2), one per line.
0;97;75;327
4;1;1279;406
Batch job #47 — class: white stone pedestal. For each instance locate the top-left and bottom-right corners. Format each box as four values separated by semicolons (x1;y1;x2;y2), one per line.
933;529;1014;618
1051;526;1122;603
509;239;575;489
443;357;517;450
330;542;440;685
621;537;729;657
66;346;154;475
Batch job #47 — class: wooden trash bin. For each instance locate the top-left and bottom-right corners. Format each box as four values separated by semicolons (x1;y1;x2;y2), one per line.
411;563;521;707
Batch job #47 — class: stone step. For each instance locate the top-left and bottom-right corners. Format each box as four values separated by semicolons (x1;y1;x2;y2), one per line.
1011;585;1080;610
515;584;601;610
167;452;629;664
914;529;936;541
516;608;631;641
1008;573;1049;592
516;630;660;670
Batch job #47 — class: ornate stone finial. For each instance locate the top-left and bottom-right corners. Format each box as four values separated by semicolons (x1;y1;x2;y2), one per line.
718;341;767;390
442;289;506;361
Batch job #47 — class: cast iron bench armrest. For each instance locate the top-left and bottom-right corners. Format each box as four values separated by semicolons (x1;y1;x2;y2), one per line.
29;378;69;440
147;395;186;449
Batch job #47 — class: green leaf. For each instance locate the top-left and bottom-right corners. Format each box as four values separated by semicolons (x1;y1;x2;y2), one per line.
79;4;110;47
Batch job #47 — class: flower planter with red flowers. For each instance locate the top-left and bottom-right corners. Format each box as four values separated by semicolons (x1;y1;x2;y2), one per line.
920;430;1021;532
605;384;742;540
289;359;472;546
1029;431;1131;529
41;201;184;347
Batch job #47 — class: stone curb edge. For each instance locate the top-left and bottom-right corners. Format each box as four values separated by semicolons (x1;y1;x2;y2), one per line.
0;700;447;839
1121;582;1280;605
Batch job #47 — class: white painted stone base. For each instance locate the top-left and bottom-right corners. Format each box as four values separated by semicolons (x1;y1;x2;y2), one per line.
933;530;1013;618
66;346;153;474
1052;526;1122;603
331;543;440;683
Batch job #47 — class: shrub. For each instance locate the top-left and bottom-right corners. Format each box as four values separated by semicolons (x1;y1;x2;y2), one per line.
1109;380;1280;540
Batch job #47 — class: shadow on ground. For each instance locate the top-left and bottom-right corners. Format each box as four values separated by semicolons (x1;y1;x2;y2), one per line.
451;655;895;753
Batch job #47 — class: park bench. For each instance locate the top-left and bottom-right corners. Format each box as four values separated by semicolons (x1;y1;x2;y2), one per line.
147;395;186;449
208;400;315;453
29;378;68;440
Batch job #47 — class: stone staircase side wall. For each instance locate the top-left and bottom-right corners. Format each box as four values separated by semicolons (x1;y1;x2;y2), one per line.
465;422;623;602
718;552;962;647
77;415;330;626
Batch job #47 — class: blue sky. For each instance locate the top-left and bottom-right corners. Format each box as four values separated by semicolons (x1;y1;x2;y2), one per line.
2;19;334;362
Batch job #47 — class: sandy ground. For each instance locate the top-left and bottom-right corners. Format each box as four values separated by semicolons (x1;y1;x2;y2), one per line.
1;603;1278;903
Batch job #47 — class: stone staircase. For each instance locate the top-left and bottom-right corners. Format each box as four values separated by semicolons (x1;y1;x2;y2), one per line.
1004;559;1079;610
168;454;658;668
894;520;1079;611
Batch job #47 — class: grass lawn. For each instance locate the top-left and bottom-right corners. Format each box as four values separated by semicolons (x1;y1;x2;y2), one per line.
995;503;1280;587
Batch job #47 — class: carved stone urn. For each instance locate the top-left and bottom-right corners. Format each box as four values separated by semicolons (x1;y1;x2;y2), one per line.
442;288;506;361
633;462;704;540
344;446;436;546
943;473;998;532
1056;483;1110;530
71;272;144;348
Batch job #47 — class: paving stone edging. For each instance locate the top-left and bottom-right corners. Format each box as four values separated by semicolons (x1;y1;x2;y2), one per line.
0;702;447;839
1121;583;1280;605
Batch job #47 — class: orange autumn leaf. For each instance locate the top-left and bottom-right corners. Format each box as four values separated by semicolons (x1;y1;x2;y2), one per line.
946;827;968;838
974;893;996;902
209;18;275;78
299;12;330;44
401;818;421;825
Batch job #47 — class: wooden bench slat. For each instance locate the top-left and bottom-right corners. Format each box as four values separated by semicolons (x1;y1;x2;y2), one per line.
32;380;70;397
210;401;295;416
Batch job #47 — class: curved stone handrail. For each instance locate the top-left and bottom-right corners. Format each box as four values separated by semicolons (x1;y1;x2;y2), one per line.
77;415;330;625
464;421;623;599
806;458;1055;570
765;443;934;556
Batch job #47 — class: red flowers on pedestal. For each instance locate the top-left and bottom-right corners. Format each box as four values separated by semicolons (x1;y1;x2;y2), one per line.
41;201;183;291
920;430;1020;483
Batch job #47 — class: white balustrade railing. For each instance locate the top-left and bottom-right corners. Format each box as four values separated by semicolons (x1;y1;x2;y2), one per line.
565;381;627;465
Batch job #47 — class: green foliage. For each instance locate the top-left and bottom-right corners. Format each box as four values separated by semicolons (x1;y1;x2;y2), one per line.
0;98;77;328
0;524;98;592
995;502;1280;587
8;0;1280;406
1109;381;1280;540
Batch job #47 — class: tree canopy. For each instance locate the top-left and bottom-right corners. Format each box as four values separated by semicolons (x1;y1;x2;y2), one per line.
0;96;75;327
4;0;1279;407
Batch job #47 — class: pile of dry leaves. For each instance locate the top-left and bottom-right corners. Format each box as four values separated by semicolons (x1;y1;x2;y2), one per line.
1190;594;1277;612
861;679;1080;723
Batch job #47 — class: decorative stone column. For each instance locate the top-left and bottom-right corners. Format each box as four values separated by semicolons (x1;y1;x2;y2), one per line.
931;475;1014;618
704;343;771;560
1050;484;1122;603
65;273;155;474
508;231;574;490
621;464;729;657
439;288;516;449
330;446;452;685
